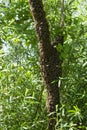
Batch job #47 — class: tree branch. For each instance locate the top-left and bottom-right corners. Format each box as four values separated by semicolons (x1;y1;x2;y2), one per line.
52;0;64;47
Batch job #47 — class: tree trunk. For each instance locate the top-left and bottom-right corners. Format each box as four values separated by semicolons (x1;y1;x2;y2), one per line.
28;0;63;129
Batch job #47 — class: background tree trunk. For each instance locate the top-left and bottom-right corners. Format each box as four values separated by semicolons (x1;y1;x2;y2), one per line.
28;0;63;129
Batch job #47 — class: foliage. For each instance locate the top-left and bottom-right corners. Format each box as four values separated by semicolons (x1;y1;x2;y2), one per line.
0;0;87;130
0;1;47;130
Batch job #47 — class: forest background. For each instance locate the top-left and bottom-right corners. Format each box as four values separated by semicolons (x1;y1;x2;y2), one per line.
0;0;87;130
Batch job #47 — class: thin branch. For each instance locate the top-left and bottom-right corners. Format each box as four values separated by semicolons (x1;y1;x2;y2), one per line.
52;0;64;47
61;0;65;27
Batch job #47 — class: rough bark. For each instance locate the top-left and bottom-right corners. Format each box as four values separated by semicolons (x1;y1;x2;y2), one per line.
28;0;63;130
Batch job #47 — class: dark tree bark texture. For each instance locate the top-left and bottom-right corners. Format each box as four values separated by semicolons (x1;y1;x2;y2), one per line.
28;0;63;130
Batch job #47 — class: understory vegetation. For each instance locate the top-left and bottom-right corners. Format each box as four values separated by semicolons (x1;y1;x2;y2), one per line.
0;0;87;129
